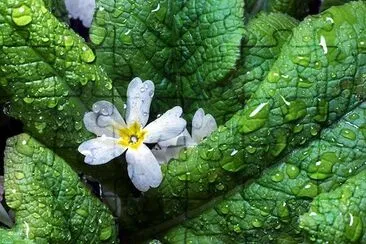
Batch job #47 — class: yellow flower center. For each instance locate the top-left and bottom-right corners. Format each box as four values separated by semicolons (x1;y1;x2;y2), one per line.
118;122;147;150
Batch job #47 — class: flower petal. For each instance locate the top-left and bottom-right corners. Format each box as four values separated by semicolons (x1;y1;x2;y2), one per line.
126;77;154;127
151;145;185;164
126;144;162;192
78;137;125;165
0;203;13;227
84;101;125;138
143;106;187;143
192;108;217;143
157;129;191;147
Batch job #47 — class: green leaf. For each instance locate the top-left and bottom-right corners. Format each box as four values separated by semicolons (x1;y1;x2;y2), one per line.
117;1;366;233
0;228;35;243
300;165;366;243
186;12;298;123
244;0;312;19
42;0;68;22
158;102;366;243
320;0;361;11
90;0;244;119
0;0;125;173
2;134;117;243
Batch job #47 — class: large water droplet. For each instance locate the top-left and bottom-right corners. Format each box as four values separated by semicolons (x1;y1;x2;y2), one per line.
240;103;269;134
341;129;356;141
12;5;33;26
15;172;25;180
292;55;310;67
99;226;113;241
271;171;284;182
252;219;263;228
63;36;74;48
286;164;300;179
296;182;319;198
81;46;96;63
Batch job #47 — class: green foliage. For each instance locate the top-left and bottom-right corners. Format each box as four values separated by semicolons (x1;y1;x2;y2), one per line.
2;134;117;243
90;0;244;120
161;103;366;243
0;0;365;243
245;0;312;19
113;1;366;238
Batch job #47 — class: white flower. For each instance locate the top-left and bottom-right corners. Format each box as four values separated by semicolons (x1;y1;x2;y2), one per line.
65;0;95;27
0;176;13;227
152;108;217;163
78;77;186;192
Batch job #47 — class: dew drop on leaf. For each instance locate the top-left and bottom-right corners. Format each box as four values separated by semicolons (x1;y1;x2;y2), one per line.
12;5;33;26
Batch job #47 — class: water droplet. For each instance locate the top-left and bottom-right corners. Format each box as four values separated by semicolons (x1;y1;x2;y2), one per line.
293;124;304;133
230;149;238;156
345;213;363;242
309;152;337;180
319;35;328;54
81;46;95;63
104;82;112;90
23;97;34;103
271;171;284;182
277;202;289;219
284;100;307;122
12;5;33;26
268;71;280;83
63;36;74;48
15;172;25;180
310;125;319;136
240;103;269;134
292;55;310;67
348;113;359;121
99;226;113;241
298;78;313;88
120;30;133;45
215;183;225;191
74;121;83;130
76;208;88;217
218;204;229;214
286;164;300;179
178;172;191;181
245;145;256;154
296;182;319;198
47;98;58;108
252;219;263;228
341;129;356;141
35;122;47;133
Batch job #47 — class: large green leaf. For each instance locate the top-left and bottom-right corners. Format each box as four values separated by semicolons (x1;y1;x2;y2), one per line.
158;103;366;243
0;0;126;178
116;1;366;232
90;0;244;120
1;134;117;243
